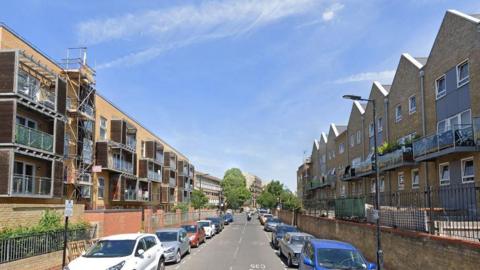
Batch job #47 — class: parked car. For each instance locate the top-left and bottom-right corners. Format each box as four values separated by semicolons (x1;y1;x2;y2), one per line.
65;233;165;270
299;239;376;270
197;219;215;238
225;213;234;223
206;217;224;233
278;232;313;267
263;217;281;232
271;224;298;249
259;213;273;225
155;228;190;264
181;224;206;248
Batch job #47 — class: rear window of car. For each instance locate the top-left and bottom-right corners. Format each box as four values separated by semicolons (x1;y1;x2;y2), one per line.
197;221;210;227
181;225;197;233
267;218;280;223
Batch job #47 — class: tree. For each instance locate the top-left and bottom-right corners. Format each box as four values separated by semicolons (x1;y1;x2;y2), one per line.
280;190;302;211
191;189;209;210
265;180;284;198
257;191;276;209
172;202;189;212
222;168;251;209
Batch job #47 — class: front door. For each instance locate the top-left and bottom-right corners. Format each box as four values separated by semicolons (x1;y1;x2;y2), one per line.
13;161;35;194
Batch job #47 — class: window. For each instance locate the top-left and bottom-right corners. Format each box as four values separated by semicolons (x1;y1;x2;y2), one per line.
350;134;355;147
409;95;416;114
98;177;105;199
370;179;376;193
398;172;405;190
377;117;383;132
395;105;402;122
457;60;469;87
16;116;37;129
356;130;361;144
411;169;420;189
144;236;157;250
136;239;147;255
437;109;471;133
436;75;446;99
321;154;326;162
369;122;374;137
379;177;385;192
461;157;474;183
100;117;107;141
339;143;345;154
439;163;450;186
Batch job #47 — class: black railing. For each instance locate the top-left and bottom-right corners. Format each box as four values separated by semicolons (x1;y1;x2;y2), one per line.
0;227;96;264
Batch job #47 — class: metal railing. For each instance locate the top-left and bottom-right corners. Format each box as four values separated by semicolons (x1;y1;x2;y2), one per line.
79;103;94;117
111;158;134;174
155;153;164;164
413;124;476;158
169;178;176;188
124;189;150;201
377;148;414;170
15;124;53;152
126;135;136;150
12;174;51;196
148;171;161;181
0;227;96;264
17;73;56;109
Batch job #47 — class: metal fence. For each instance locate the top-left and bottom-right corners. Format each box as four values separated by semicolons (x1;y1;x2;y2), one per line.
303;185;480;242
0;227;96;264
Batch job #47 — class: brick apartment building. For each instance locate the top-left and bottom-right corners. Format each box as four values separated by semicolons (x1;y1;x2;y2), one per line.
194;172;222;206
0;23;195;211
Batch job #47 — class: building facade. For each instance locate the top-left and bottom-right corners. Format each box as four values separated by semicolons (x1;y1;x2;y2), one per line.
194;172;222;206
243;172;263;208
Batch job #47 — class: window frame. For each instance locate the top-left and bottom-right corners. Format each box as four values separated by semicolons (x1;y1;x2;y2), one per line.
461;157;474;184
398;172;405;190
435;74;446;100
369;122;374;137
377;117;383;132
395;105;402;122
456;59;469;88
350;134;355;147
339;143;345;154
99;116;108;141
439;162;450;186
356;130;361;144
408;95;416;114
98;177;105;199
411;169;420;189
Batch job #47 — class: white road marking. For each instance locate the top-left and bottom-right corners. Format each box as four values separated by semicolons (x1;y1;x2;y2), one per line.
233;245;240;259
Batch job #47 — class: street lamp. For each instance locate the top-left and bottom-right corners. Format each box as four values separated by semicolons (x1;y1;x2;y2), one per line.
343;94;383;270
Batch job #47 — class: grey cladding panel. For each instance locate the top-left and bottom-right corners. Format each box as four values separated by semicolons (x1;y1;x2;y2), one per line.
436;66;471;121
0;51;15;93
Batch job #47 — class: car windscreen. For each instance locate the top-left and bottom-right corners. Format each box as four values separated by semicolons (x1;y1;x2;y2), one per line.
277;226;297;234
316;248;367;269
181;225;197;233
197;222;210;228
156;231;178;242
207;218;220;224
84;240;135;258
267;218;280;223
290;236;311;245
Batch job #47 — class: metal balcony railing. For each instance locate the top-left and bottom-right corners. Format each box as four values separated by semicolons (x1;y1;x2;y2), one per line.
111;158;134;174
155;153;164;164
378;148;414;170
15;124;53;152
413;124;476;159
79;103;94;117
17;72;56;109
126;136;136;150
148;170;161;181
12;174;51;196
169;178;176;187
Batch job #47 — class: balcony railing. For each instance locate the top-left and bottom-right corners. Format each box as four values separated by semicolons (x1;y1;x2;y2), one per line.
126;136;136;150
169;159;177;170
79;103;94;117
124;189;149;201
12;174;51;196
15;124;53;152
17;72;55;109
155;153;164;164
169;177;176;187
378;148;414;171
413;124;476;159
180;167;188;176
111;158;134;174
148;170;161;181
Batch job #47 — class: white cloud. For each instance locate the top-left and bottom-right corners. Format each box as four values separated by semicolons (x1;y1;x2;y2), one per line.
334;70;396;84
77;0;343;68
322;2;344;21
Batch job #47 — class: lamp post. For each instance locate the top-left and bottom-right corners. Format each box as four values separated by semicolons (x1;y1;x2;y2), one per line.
343;94;383;270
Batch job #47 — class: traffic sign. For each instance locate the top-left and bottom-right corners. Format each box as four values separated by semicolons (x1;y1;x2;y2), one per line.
64;200;74;217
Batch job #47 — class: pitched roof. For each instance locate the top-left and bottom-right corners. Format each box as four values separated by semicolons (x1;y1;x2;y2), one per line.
373;81;389;96
447;10;480;24
353;101;366;114
313;139;319;150
320;132;328;143
336;125;347;135
414;57;428;66
471;14;480;20
402;53;426;69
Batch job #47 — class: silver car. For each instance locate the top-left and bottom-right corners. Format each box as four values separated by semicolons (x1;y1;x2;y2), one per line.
263;217;281;232
155;228;190;264
278;232;313;267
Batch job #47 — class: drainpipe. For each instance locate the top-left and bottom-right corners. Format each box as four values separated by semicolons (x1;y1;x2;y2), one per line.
384;97;389;143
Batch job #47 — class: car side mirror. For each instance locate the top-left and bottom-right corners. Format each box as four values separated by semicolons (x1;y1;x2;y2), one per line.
368;263;377;270
303;257;314;266
136;249;145;257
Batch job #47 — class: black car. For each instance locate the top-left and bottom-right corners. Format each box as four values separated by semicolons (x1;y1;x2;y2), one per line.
271;224;298;249
206;217;224;233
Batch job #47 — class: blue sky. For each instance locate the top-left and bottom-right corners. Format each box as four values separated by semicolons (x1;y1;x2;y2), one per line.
2;0;479;190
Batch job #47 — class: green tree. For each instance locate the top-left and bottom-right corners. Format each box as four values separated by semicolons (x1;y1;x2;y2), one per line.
265;180;284;198
280;190;302;211
173;202;189;212
191;189;209;210
257;191;276;209
222;168;251;209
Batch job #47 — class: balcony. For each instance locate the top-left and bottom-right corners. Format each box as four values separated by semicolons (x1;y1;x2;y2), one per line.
15;124;53;152
148;170;161;181
124;189;150;202
111;158;134;174
12;174;51;196
126;135;136;151
155;153;164;165
413;124;477;161
17;71;55;110
169;177;176;188
378;148;415;171
66;98;94;118
180;166;188;176
343;155;374;181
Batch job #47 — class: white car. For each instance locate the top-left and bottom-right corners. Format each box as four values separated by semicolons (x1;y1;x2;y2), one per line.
65;233;165;270
197;220;215;238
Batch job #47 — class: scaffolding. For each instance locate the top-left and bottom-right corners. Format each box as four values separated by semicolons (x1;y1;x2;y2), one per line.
60;47;96;205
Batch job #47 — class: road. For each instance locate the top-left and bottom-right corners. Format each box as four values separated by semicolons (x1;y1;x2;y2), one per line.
166;213;294;270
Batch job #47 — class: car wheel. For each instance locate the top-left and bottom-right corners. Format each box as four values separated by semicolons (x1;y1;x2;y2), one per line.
175;251;181;264
287;255;293;267
157;257;165;270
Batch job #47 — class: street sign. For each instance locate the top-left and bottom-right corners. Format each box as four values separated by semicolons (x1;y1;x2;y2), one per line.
92;165;102;173
64;200;74;217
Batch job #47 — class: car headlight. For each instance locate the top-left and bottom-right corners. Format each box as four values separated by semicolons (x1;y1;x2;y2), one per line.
165;247;175;253
106;260;125;270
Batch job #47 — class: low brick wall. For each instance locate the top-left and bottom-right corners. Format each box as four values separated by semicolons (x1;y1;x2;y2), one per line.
280;211;480;270
0;203;85;230
0;251;62;270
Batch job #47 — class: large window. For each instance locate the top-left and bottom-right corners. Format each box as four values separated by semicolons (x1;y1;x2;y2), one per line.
457;60;469;87
436;75;446;99
379;177;385;192
100;117;107;141
350;134;355;147
461;157;474;183
16;115;37;129
369;122;374;137
395;105;402;122
439;163;450;186
409;95;416;114
339;143;345;154
356;130;361;144
398;172;405;190
377;117;383;132
98;177;105;199
437;109;471;133
411;169;420;189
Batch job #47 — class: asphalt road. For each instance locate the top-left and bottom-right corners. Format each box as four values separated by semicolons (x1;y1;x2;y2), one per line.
166;213;295;270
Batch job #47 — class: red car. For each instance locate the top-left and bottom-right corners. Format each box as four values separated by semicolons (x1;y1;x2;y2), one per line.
181;224;206;247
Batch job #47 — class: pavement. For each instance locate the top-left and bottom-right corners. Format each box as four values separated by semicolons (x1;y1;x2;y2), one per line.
166;213;295;270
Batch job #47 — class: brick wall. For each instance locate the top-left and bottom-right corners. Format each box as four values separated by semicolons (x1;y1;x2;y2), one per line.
0;251;62;270
279;211;480;270
0;203;85;230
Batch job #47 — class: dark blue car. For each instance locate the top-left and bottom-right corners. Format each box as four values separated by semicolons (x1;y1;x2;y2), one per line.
271;224;298;249
225;213;234;223
299;239;376;270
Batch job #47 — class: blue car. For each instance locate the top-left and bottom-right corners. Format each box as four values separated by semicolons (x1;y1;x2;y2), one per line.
299;239;376;270
225;213;234;223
